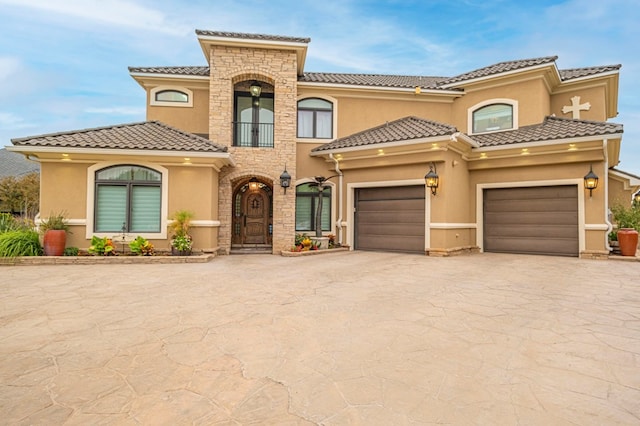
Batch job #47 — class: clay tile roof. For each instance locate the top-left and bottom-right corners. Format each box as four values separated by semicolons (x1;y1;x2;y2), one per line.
559;64;621;81
11;121;228;153
470;116;623;147
438;56;559;86
196;29;310;44
312;116;458;153
128;66;209;76
299;72;447;89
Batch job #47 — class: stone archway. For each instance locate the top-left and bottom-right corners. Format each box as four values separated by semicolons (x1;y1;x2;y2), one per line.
231;177;273;247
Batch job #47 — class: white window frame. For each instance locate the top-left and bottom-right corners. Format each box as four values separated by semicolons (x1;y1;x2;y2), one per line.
296;94;338;142
86;162;169;239
468;98;518;134
150;86;193;107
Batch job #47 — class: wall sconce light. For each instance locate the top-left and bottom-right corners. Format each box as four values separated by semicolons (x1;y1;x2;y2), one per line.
583;165;598;197
633;190;640;205
249;177;259;191
280;167;291;194
424;162;439;196
249;81;262;97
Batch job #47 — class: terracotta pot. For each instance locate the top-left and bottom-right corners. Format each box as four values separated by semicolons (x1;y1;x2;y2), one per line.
43;230;66;256
617;228;639;256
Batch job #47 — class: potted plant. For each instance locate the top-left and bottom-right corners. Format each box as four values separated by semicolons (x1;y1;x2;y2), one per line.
611;204;639;256
40;211;70;256
169;210;194;255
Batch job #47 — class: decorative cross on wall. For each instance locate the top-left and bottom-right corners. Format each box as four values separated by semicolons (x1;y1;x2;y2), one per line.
562;95;591;119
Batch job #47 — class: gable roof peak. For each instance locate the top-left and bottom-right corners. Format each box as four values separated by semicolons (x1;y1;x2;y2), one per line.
438;55;558;87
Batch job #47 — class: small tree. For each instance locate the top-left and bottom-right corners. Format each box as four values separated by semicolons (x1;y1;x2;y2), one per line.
0;172;39;218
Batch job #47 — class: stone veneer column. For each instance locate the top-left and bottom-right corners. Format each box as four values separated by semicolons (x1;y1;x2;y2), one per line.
209;45;297;254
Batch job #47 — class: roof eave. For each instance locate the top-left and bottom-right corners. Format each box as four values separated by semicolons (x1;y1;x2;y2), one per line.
474;132;623;152
310;134;455;156
297;81;462;96
440;62;558;89
6;145;234;164
197;34;309;76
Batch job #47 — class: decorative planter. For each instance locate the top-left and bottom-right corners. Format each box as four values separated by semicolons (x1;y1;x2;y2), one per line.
43;230;66;256
171;247;192;256
617;228;639;256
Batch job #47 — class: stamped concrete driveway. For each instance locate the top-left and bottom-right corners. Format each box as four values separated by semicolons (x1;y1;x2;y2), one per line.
1;252;639;425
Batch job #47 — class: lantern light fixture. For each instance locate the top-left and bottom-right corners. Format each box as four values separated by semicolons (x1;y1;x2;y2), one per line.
249;177;259;191
249;81;262;97
424;163;439;196
280;167;291;194
583;165;598;197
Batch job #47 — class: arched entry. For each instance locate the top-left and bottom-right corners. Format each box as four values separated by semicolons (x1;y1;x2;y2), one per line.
232;178;273;247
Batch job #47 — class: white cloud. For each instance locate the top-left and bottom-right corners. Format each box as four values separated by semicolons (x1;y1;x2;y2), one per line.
0;112;33;130
0;0;190;36
0;57;21;81
85;106;146;116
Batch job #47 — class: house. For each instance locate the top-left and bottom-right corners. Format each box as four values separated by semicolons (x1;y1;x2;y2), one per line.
8;30;639;258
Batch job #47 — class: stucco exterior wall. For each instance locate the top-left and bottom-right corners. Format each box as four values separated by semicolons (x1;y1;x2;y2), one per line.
551;85;608;121
147;87;210;135
451;78;551;132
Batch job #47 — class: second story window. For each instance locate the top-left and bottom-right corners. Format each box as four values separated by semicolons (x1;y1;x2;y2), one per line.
150;86;193;107
297;98;333;139
472;103;513;133
234;81;274;147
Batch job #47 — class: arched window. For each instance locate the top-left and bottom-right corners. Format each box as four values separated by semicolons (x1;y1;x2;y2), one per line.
295;183;331;231
150;87;193;107
94;165;161;233
297;98;333;139
154;90;189;103
472;103;513;133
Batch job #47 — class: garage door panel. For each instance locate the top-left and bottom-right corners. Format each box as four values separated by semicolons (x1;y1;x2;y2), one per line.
485;186;576;200
357;210;424;225
358;235;424;252
485;211;578;226
355;186;425;254
485;237;578;256
358;199;424;212
358;222;425;236
485;198;578;213
485;224;577;239
484;185;578;257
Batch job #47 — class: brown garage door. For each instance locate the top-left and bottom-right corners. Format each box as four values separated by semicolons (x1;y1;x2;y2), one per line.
483;185;578;257
355;186;425;253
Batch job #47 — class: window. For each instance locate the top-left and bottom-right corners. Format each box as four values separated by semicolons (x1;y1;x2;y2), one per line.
155;90;189;103
94;165;161;233
295;183;331;232
298;98;333;138
472;103;513;133
234;91;274;147
150;86;193;107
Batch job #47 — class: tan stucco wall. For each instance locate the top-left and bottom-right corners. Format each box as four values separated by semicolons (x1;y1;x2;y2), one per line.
451;78;551;133
147;88;210;135
551;85;608;121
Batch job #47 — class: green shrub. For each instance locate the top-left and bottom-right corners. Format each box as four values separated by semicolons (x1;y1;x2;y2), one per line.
40;211;70;232
88;236;116;256
611;204;640;232
0;230;43;257
64;247;79;256
129;236;154;256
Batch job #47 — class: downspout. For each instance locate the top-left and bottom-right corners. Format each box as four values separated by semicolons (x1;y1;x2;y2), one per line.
603;139;612;252
329;153;344;245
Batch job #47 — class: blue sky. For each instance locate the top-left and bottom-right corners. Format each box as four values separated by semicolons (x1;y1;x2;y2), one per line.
1;0;639;175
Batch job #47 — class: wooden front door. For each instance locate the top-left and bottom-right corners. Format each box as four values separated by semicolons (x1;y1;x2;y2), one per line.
232;181;272;246
243;191;268;244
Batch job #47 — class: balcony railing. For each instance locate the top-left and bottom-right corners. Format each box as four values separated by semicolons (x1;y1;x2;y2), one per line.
233;122;274;147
